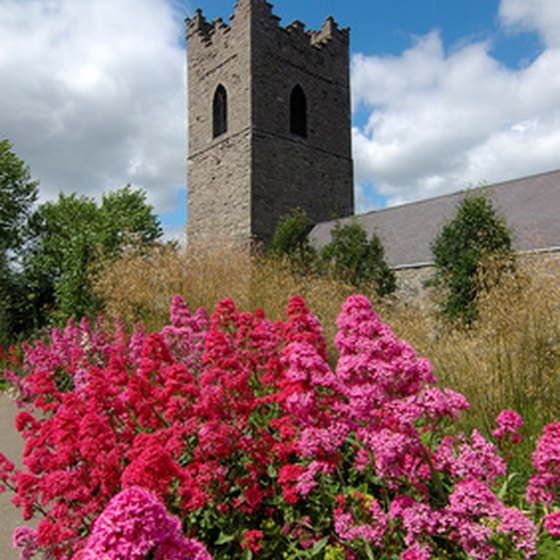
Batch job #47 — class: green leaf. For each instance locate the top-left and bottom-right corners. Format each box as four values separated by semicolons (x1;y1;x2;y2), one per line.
310;536;329;556
214;531;236;545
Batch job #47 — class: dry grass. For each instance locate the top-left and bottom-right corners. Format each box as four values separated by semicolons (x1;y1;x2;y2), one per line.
93;242;363;345
95;245;560;460
385;255;560;466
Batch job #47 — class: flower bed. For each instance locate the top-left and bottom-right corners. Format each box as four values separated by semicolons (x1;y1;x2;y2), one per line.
1;294;559;559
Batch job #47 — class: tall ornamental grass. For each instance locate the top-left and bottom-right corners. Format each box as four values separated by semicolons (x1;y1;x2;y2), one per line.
94;245;560;446
92;242;362;350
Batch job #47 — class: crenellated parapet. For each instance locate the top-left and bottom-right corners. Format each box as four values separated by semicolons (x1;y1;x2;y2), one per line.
186;8;231;44
186;0;348;54
310;16;349;48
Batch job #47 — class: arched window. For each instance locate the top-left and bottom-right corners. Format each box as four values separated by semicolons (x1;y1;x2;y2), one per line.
290;84;307;137
213;84;228;138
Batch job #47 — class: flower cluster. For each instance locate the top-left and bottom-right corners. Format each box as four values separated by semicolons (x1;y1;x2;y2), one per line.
77;486;211;560
493;409;524;444
527;422;560;504
0;294;558;559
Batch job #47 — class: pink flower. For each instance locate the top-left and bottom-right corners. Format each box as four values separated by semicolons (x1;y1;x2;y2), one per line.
497;507;537;558
334;491;387;546
80;486;212;560
448;478;502;519
390;495;437;547
12;526;39;560
436;430;506;485
493;409;524;443
401;542;432;560
526;422;560;505
543;511;560;537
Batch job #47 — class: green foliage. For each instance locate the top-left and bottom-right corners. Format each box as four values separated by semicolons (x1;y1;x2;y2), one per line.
99;185;163;253
431;191;514;325
23;186;163;328
0;140;39;344
268;211;396;298
268;207;316;271
0;139;38;253
321;221;396;297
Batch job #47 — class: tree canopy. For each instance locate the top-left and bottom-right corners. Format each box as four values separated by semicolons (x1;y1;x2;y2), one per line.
0;141;164;342
24;186;163;327
0;140;39;343
0;139;38;254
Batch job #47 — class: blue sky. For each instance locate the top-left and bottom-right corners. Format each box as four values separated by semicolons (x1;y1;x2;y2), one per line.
190;0;539;66
1;0;559;238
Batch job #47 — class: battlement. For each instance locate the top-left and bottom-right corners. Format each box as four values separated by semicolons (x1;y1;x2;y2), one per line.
309;16;349;48
186;9;231;43
186;1;348;51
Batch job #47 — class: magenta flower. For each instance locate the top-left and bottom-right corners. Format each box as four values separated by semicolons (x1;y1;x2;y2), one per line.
401;542;432;560
493;409;524;443
12;526;39;560
497;507;537;558
527;422;560;505
543;511;560;537
334;491;387;546
79;486;212;560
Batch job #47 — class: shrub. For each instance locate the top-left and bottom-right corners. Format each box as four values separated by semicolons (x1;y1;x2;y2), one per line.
268;207;317;271
431;191;514;324
321;221;396;296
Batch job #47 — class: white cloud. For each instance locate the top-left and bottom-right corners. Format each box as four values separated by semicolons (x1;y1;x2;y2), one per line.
0;0;188;216
352;0;560;212
500;0;560;48
3;0;560;226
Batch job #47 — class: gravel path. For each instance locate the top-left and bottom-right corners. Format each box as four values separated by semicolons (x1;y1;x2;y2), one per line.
0;393;29;560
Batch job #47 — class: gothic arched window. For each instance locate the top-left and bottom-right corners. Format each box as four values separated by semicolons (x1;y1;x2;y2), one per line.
290;84;307;137
213;84;228;138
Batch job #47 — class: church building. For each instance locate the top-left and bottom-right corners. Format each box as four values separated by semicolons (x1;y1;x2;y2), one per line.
186;0;354;246
186;0;560;285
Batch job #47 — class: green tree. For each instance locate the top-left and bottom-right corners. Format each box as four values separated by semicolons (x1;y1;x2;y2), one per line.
268;207;316;270
24;186;163;327
99;185;163;254
321;221;396;296
0;140;39;343
431;190;514;325
0;139;38;253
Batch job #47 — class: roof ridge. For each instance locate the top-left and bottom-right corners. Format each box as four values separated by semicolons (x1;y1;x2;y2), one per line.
353;167;560;221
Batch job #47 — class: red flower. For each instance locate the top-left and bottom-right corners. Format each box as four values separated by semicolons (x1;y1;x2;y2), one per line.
241;529;264;553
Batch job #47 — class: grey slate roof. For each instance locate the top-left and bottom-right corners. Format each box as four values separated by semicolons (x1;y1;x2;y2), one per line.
310;169;560;269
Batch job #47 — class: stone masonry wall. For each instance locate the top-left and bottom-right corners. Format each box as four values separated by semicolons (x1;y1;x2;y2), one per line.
186;5;253;245
250;11;354;242
186;0;354;246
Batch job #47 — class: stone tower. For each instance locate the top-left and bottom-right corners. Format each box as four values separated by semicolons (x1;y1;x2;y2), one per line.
186;0;354;247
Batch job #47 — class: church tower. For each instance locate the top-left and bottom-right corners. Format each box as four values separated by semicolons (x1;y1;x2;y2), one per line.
186;0;354;246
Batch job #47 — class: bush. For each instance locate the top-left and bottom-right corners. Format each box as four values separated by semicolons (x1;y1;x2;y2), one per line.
267;207;316;271
321;221;396;296
2;295;560;559
431;191;514;325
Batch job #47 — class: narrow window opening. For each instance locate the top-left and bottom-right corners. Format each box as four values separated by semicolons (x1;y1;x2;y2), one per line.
290;85;307;137
213;84;228;138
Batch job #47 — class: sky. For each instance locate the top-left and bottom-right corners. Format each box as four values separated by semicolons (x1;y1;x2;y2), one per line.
1;0;560;239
